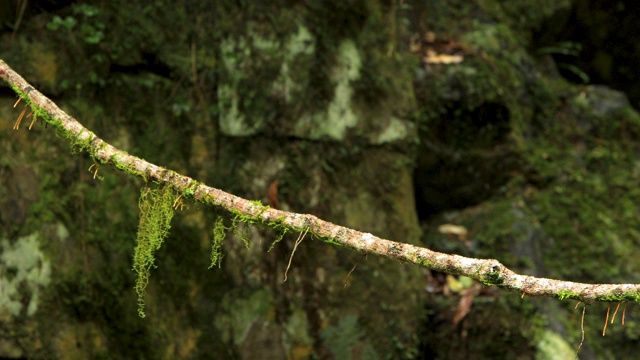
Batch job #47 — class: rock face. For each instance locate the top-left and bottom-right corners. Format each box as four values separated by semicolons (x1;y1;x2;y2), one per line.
204;3;424;358
1;1;422;359
2;0;640;358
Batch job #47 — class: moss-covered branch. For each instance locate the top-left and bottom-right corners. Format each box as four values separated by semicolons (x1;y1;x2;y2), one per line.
2;59;639;304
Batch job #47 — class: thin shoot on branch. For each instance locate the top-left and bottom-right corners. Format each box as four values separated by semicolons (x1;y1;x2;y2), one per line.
283;227;308;282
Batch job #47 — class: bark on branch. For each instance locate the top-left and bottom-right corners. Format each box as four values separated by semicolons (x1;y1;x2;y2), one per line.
1;59;639;304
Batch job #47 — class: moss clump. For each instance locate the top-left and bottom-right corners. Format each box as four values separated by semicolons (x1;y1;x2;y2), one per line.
183;180;201;198
598;292;640;303
414;256;432;269
132;185;177;318
481;268;505;286
556;290;579;301
209;217;228;269
268;224;289;252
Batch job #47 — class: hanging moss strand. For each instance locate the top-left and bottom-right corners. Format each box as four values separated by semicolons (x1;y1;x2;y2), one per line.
132;186;177;318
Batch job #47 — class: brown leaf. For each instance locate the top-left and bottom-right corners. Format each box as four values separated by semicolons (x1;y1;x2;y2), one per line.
268;179;280;209
452;293;476;325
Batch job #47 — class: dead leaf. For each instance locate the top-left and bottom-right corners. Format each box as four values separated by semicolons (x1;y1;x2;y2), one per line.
446;274;464;293
424;49;464;64
452;292;476;325
438;224;468;240
268;179;280;209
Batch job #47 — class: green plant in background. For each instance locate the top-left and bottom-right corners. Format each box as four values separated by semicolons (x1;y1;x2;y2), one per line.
46;15;77;32
132;185;177;318
537;41;590;83
320;314;379;360
46;4;104;44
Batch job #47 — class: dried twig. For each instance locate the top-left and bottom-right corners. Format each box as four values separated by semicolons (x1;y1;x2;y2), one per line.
283;227;308;282
603;305;610;336
576;305;586;358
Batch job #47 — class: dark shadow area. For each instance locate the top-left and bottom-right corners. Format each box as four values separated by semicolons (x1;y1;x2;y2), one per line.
414;102;515;220
0;0;77;34
533;0;640;110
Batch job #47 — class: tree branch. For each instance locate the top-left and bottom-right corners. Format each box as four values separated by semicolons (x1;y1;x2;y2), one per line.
2;59;639;304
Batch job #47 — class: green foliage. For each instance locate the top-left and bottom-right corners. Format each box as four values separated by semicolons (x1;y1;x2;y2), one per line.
227;203;269;250
320;314;379;360
182;181;200;197
46;15;77;32
209;217;228;269
268;226;288;252
132;185;177;318
68;129;95;154
46;4;104;44
556;290;579;301
231;220;251;250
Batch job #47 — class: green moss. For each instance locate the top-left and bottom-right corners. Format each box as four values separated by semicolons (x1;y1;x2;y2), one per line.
312;232;342;247
183;180;201;198
481;268;505;286
10;95;40;126
209;216;228;269
69;129;95;154
132;185;177;318
556;290;580;301
415;256;432;268
267;217;289;252
230;215;251;250
267;229;287;252
249;199;269;211
112;153;148;182
598;292;640;303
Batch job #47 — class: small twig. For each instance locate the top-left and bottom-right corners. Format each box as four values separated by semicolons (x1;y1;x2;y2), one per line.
12;0;28;38
611;302;621;324
283;227;308;282
345;263;358;287
575;305;586;358
13;105;27;130
623;304;627;326
88;163;100;179
27;111;36;130
344;254;367;287
602;305;610;336
172;194;184;210
13;97;22;108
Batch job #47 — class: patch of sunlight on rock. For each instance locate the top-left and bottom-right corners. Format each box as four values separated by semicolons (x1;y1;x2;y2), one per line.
215;289;271;345
376;117;413;144
274;25;315;103
322;39;361;139
296;39;362;140
0;232;51;316
218;84;259;136
536;330;575;360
